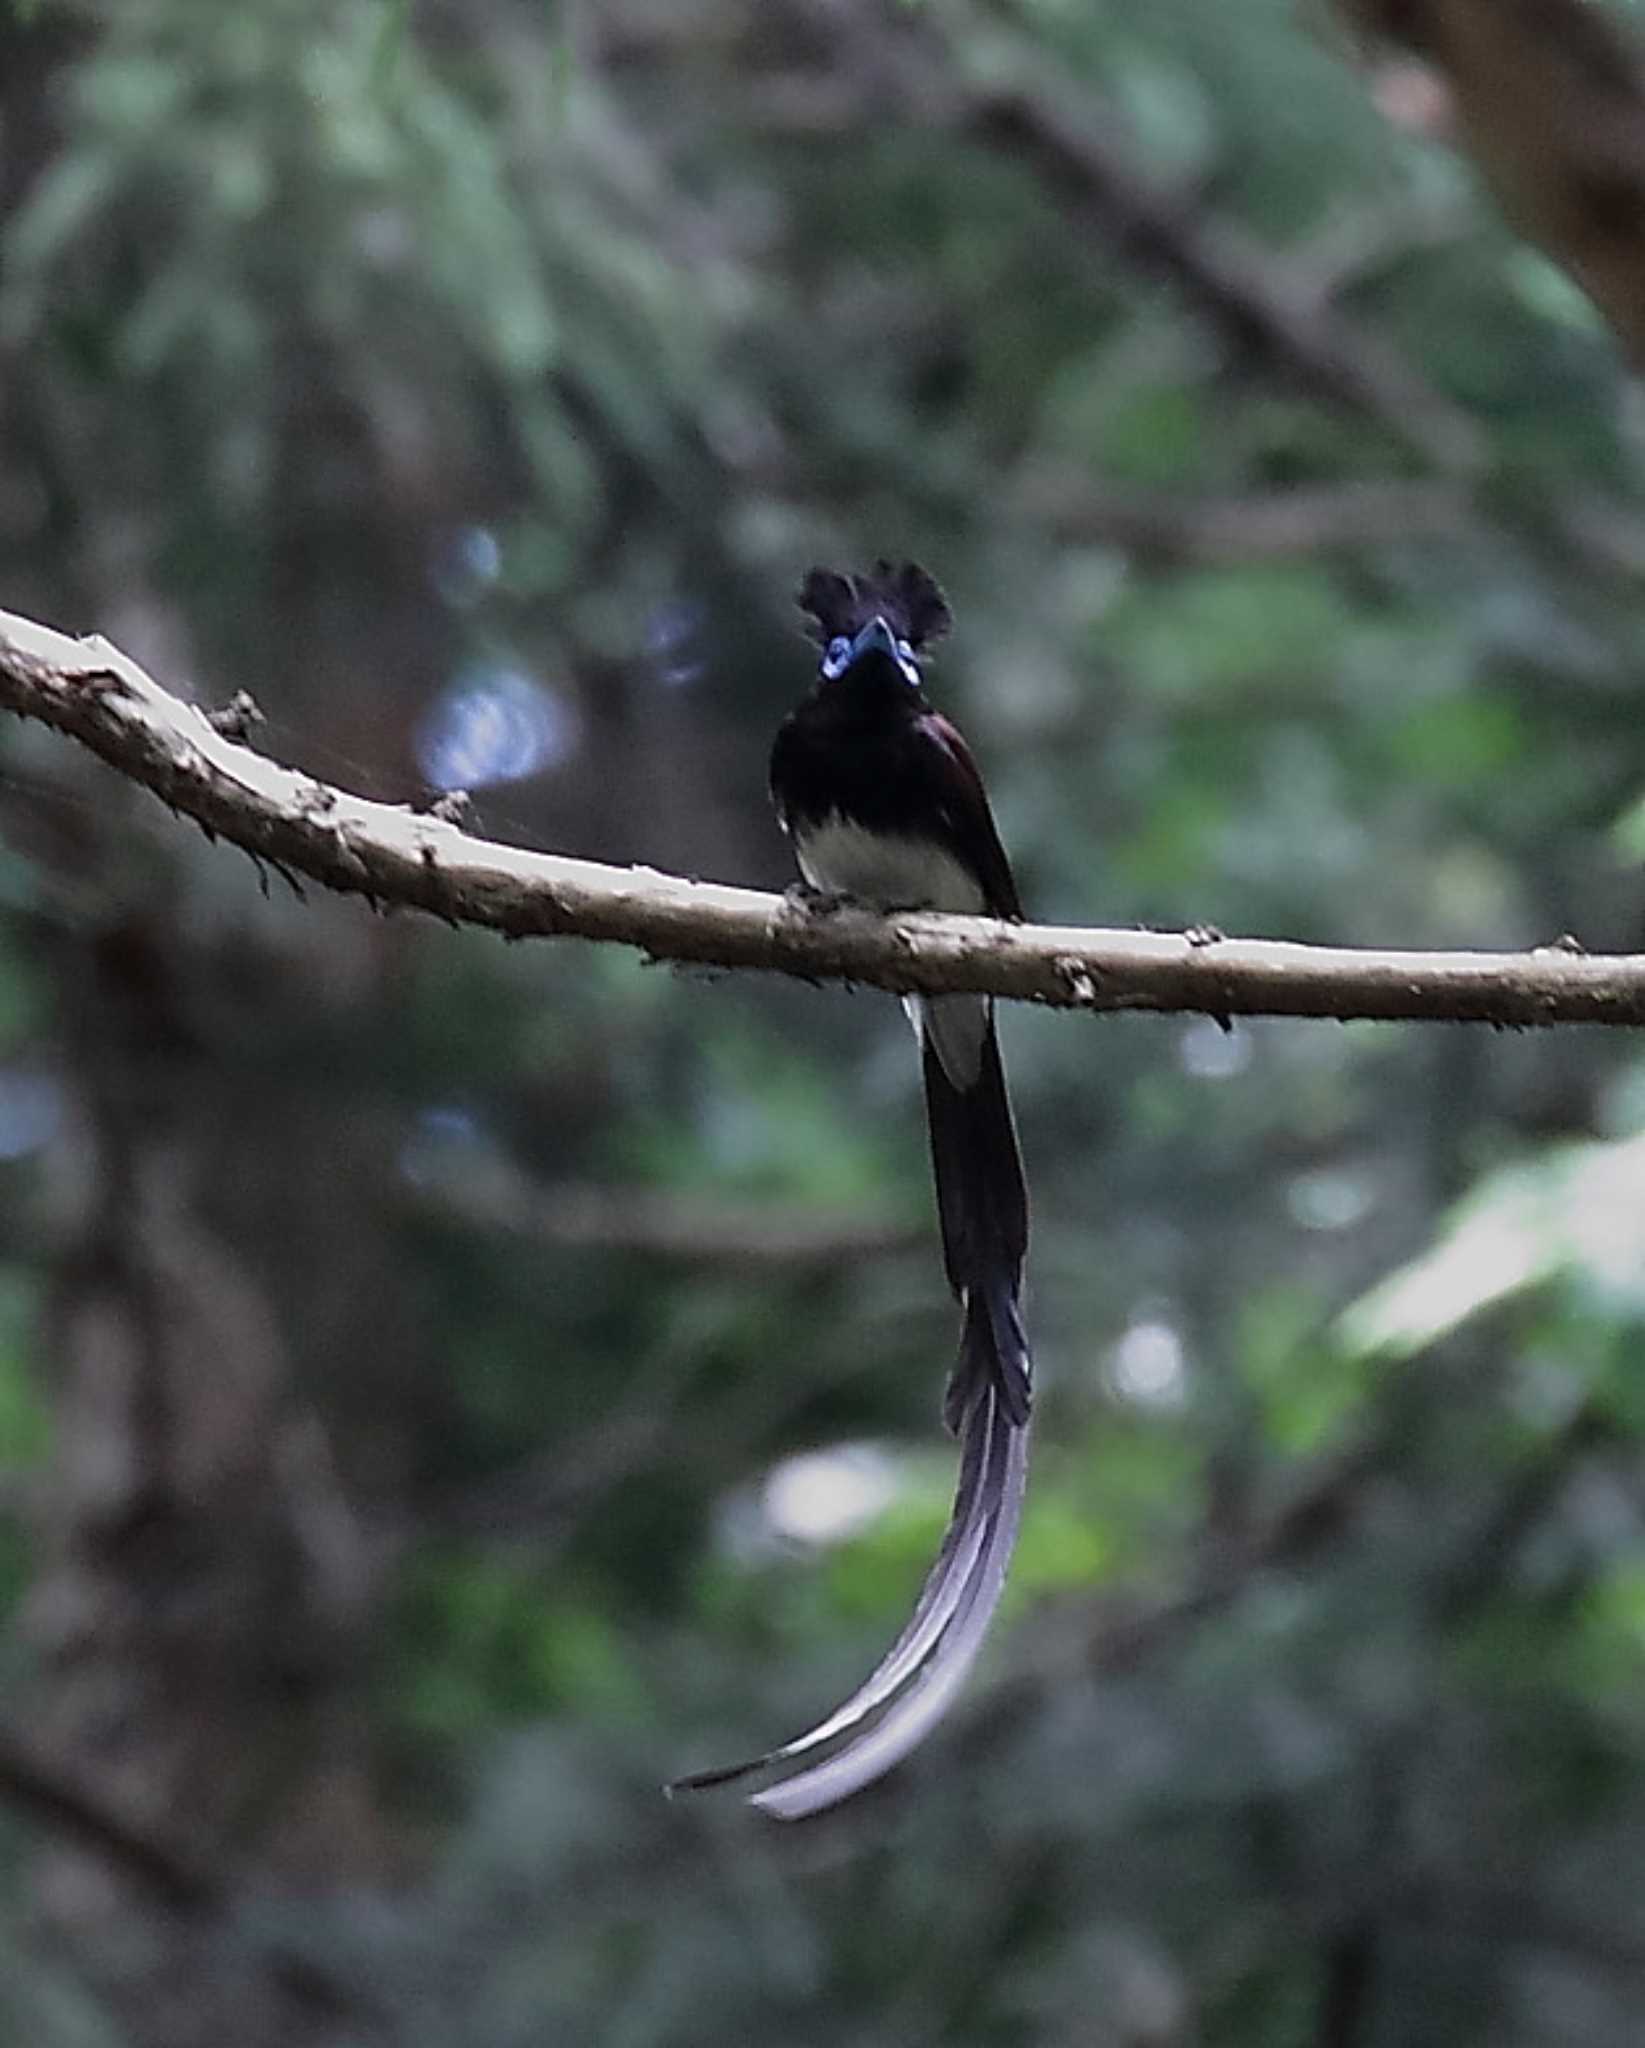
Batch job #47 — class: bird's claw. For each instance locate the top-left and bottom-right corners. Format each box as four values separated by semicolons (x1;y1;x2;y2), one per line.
783;881;861;918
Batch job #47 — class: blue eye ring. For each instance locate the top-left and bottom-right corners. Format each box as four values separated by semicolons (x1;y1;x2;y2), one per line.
818;627;922;684
820;633;852;679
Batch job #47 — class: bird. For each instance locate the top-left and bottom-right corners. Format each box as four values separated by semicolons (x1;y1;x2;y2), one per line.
668;559;1031;1819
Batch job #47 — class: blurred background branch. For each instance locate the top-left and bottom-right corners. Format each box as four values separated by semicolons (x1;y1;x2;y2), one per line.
0;1728;219;1914
1331;0;1645;362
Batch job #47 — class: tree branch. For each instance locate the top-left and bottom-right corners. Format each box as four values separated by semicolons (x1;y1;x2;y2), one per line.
0;1726;220;1914
5;601;1645;1027
0;1721;384;2024
402;1152;923;1263
830;0;1486;474
954;76;1483;475
1017;475;1476;564
1331;0;1645;364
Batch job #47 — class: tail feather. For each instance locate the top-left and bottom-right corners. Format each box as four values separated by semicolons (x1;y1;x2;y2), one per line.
922;1009;1031;1427
945;1276;1030;1435
667;1386;1029;1817
666;999;1033;1819
753;1393;1027;1819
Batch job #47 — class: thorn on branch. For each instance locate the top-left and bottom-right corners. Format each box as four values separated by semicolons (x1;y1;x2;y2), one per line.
781;880;860;918
419;787;473;826
247;852;304;902
416;847;464;929
205;691;266;742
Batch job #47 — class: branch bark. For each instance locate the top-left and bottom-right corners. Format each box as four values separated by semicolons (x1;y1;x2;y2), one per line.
4;601;1645;1028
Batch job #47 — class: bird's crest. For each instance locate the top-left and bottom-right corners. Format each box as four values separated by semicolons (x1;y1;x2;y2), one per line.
797;560;952;654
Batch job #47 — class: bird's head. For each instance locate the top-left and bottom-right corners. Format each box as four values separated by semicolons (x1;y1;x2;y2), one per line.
798;560;951;691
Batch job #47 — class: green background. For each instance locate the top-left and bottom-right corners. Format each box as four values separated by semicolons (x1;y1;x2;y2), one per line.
4;2;1645;2042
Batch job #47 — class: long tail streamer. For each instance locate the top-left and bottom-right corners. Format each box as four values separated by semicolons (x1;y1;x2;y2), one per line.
667;1383;1028;1819
669;993;1031;1819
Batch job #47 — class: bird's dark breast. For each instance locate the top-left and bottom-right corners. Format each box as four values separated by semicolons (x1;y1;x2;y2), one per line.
770;678;1021;920
772;713;950;844
772;716;971;903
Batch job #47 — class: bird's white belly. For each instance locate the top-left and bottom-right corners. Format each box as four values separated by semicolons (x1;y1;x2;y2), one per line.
795;816;986;915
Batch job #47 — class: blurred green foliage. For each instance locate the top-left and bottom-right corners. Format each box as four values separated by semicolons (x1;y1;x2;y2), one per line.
5;0;1645;2043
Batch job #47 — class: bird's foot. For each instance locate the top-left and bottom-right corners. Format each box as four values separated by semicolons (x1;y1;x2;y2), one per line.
783;881;864;918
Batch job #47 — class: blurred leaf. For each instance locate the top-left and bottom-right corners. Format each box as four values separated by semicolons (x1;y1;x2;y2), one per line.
1342;1129;1645;1356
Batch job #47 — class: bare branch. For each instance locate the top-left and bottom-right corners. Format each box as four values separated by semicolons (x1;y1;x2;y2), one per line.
0;1727;385;2023
1332;0;1645;363
955;76;1482;475
818;0;1486;473
5;602;1645;1027
403;1152;923;1263
1017;475;1475;563
0;1727;220;1914
1022;472;1645;585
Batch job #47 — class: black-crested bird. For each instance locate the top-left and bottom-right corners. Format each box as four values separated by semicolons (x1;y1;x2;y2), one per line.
670;560;1031;1819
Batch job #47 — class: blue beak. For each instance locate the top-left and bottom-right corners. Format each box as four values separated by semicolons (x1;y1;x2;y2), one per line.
848;615;900;666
